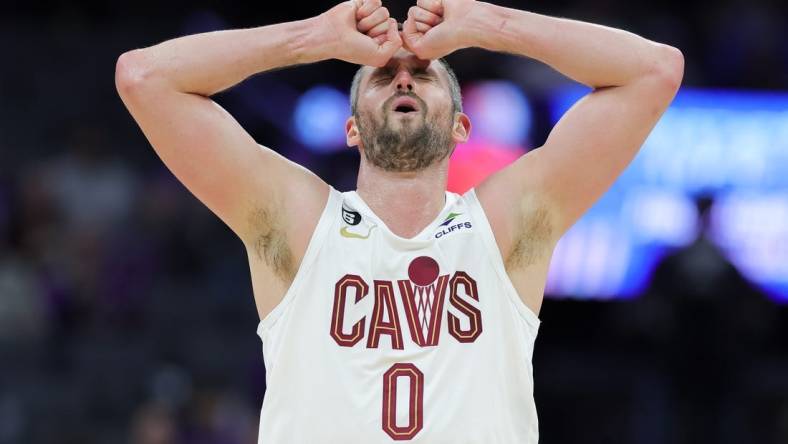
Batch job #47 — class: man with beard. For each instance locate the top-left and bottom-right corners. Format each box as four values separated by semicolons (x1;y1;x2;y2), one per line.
116;0;683;442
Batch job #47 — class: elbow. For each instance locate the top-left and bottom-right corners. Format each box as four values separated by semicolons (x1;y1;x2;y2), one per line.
649;44;685;91
115;49;159;97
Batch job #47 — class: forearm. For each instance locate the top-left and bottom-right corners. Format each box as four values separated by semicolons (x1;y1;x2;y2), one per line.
468;2;678;88
118;16;330;96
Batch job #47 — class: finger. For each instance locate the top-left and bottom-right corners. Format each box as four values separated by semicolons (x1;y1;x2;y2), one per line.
356;0;382;20
402;17;422;40
416;0;444;16
374;34;388;45
408;6;442;26
357;6;389;33
375;18;402;65
400;17;423;52
366;18;390;38
415;21;433;33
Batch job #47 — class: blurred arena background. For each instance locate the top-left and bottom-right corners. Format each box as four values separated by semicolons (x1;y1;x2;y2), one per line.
1;0;786;443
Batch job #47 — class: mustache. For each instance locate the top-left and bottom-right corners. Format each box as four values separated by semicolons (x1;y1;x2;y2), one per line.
382;92;428;113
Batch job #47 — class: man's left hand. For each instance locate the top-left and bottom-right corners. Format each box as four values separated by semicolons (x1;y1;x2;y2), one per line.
401;0;478;60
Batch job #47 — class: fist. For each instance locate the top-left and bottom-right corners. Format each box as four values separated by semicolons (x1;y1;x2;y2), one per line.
401;0;477;59
321;0;402;67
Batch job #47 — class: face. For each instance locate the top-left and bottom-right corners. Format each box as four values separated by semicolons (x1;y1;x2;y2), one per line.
349;50;467;173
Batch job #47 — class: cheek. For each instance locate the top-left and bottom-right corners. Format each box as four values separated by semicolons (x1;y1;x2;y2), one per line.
426;100;453;124
362;86;388;106
423;88;452;113
359;98;385;119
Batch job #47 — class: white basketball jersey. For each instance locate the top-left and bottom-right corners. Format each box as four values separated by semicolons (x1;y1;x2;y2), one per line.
256;187;541;444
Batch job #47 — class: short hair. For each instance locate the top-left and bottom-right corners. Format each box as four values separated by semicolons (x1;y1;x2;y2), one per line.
349;58;463;116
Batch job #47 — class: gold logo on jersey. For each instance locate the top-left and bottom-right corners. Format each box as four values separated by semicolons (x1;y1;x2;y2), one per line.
340;224;377;239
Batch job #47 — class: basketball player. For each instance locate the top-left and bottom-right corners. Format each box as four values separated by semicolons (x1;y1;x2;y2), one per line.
115;0;683;441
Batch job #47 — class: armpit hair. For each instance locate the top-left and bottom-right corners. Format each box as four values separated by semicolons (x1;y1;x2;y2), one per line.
248;205;296;284
504;201;554;271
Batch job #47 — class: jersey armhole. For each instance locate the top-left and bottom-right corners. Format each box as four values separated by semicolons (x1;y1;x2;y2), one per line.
257;186;343;337
464;188;542;331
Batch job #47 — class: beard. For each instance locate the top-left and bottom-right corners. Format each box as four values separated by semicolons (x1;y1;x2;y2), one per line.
356;94;454;173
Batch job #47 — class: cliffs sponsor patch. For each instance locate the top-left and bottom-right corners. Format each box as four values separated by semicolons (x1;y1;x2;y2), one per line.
440;212;462;227
435;221;472;238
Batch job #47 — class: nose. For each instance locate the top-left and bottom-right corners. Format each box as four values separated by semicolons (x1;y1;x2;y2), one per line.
394;70;414;92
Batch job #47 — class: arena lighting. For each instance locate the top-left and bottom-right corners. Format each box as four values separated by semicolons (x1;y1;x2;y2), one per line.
463;80;532;147
447;142;526;194
445;80;532;193
293;85;349;152
545;85;788;301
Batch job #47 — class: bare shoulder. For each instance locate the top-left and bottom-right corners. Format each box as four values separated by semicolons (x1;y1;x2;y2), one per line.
243;147;330;319
474;151;561;316
475;150;559;268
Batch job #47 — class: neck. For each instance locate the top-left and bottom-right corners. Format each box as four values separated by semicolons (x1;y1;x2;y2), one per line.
356;159;449;238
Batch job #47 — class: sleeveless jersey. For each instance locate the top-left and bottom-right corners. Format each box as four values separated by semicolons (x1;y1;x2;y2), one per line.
256;187;541;444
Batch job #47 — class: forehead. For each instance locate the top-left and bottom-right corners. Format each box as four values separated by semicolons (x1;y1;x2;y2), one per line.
360;50;449;88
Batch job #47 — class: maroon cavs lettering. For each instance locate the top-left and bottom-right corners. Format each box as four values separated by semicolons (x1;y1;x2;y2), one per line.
330;274;368;347
330;256;483;348
367;280;404;349
447;272;483;343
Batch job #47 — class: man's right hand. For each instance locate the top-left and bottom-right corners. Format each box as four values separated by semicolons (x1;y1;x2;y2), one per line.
320;0;402;67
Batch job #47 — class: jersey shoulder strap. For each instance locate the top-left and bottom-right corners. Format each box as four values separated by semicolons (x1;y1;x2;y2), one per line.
463;187;541;330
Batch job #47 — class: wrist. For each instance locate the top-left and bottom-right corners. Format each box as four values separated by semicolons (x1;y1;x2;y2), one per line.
464;2;512;52
289;15;335;65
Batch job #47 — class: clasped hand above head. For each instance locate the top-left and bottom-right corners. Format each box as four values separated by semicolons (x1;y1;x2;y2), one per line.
320;0;479;67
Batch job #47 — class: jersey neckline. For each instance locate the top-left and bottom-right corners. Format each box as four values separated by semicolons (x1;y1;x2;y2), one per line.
346;190;457;245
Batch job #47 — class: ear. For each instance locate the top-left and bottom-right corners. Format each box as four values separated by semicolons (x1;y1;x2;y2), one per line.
451;112;471;144
346;116;361;147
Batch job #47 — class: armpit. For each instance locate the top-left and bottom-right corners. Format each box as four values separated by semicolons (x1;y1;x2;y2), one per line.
505;201;554;271
248;206;296;284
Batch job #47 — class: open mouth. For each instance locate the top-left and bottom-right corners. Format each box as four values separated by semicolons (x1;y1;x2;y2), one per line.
390;96;420;114
394;104;417;113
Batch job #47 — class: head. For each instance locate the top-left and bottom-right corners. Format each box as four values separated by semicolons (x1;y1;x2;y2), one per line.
346;49;471;173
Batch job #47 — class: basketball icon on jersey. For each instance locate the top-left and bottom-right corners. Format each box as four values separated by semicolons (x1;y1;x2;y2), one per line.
401;256;449;347
330;255;483;349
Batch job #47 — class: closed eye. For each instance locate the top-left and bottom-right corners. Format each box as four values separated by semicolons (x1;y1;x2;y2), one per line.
413;70;433;80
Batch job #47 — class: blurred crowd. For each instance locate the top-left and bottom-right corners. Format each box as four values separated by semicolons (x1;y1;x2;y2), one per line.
0;123;264;443
0;0;786;443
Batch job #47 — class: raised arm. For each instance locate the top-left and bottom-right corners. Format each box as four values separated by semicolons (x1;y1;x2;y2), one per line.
403;0;683;258
115;0;401;247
